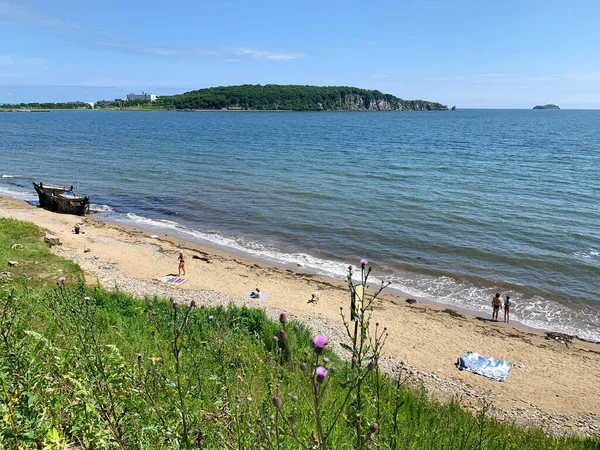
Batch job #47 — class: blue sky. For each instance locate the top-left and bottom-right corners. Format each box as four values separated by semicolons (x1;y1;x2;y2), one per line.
1;0;600;107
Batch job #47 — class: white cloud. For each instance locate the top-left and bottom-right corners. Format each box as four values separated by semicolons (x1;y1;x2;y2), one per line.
94;41;218;58
236;48;305;61
75;78;196;88
1;2;306;66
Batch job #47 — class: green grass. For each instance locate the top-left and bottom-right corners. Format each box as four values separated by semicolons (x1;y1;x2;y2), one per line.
0;219;598;449
0;218;83;288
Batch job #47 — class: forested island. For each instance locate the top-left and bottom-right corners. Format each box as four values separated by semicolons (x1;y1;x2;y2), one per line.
533;104;560;110
158;85;448;111
1;85;447;112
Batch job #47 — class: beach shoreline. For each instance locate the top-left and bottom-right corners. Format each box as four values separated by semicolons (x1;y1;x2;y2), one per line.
1;196;598;436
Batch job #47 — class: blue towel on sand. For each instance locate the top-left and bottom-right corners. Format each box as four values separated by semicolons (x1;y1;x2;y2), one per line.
458;352;511;381
245;291;268;301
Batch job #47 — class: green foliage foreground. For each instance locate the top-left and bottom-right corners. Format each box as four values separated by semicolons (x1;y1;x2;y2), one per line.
0;220;597;449
2;292;598;449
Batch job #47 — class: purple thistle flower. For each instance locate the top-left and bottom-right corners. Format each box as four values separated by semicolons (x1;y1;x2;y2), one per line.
370;422;379;432
279;329;288;345
360;259;368;266
316;366;328;384
279;312;287;324
272;396;282;409
367;360;377;371
84;296;90;304
59;276;66;282
137;353;142;360
208;315;214;321
313;334;328;354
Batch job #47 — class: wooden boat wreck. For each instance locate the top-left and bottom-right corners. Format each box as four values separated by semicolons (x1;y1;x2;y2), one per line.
33;182;90;215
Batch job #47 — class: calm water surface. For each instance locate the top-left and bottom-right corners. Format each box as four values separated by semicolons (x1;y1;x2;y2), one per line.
1;109;598;340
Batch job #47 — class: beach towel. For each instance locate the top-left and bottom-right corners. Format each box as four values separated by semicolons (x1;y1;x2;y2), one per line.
159;276;188;285
457;352;511;381
245;291;268;301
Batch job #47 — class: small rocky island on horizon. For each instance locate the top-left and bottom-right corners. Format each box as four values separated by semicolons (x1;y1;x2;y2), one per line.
533;104;560;110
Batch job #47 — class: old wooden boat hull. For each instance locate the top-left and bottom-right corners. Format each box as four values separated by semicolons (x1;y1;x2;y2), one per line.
33;182;90;215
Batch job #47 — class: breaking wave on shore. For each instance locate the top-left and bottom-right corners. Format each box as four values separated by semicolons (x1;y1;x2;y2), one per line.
120;211;600;342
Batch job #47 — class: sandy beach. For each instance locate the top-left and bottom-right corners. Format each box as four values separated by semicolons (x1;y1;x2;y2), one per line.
1;196;598;436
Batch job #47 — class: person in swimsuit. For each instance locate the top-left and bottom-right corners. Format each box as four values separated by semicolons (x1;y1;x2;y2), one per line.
178;252;185;277
492;293;502;321
250;288;261;299
503;295;512;323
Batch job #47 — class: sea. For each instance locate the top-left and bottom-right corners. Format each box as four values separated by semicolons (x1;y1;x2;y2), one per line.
0;109;598;341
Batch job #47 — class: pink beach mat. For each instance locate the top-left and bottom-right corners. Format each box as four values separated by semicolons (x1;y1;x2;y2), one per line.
156;276;188;285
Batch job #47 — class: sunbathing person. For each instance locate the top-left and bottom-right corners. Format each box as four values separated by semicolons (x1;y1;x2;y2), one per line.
311;290;320;303
249;288;261;298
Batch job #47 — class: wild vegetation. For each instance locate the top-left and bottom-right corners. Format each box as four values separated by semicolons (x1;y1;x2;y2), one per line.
0;102;94;110
0;218;597;449
157;85;447;111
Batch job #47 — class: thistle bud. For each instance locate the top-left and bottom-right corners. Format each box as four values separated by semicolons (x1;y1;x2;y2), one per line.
272;396;282;409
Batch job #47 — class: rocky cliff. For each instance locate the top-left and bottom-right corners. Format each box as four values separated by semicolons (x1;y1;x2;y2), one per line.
159;85;448;111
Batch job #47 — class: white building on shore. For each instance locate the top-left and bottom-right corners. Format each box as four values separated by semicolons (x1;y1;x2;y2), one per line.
126;92;157;102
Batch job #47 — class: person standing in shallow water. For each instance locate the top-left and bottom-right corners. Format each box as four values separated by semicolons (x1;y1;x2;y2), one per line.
504;295;512;323
492;293;502;321
178;252;185;277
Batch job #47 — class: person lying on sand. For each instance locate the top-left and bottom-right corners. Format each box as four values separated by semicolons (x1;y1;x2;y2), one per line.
310;290;320;303
249;288;261;299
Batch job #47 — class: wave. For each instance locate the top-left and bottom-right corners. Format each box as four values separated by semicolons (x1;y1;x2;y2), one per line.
89;204;115;213
1;175;20;178
574;248;599;260
385;274;600;342
117;211;600;342
0;186;37;201
122;212;352;279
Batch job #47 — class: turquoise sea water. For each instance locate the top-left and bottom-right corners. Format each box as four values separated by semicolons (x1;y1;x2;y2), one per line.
0;109;598;340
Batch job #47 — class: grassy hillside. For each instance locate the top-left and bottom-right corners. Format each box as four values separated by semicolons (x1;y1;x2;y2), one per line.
0;219;596;449
0;218;82;288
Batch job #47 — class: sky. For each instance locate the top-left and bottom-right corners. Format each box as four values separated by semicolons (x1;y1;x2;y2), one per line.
1;0;600;108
